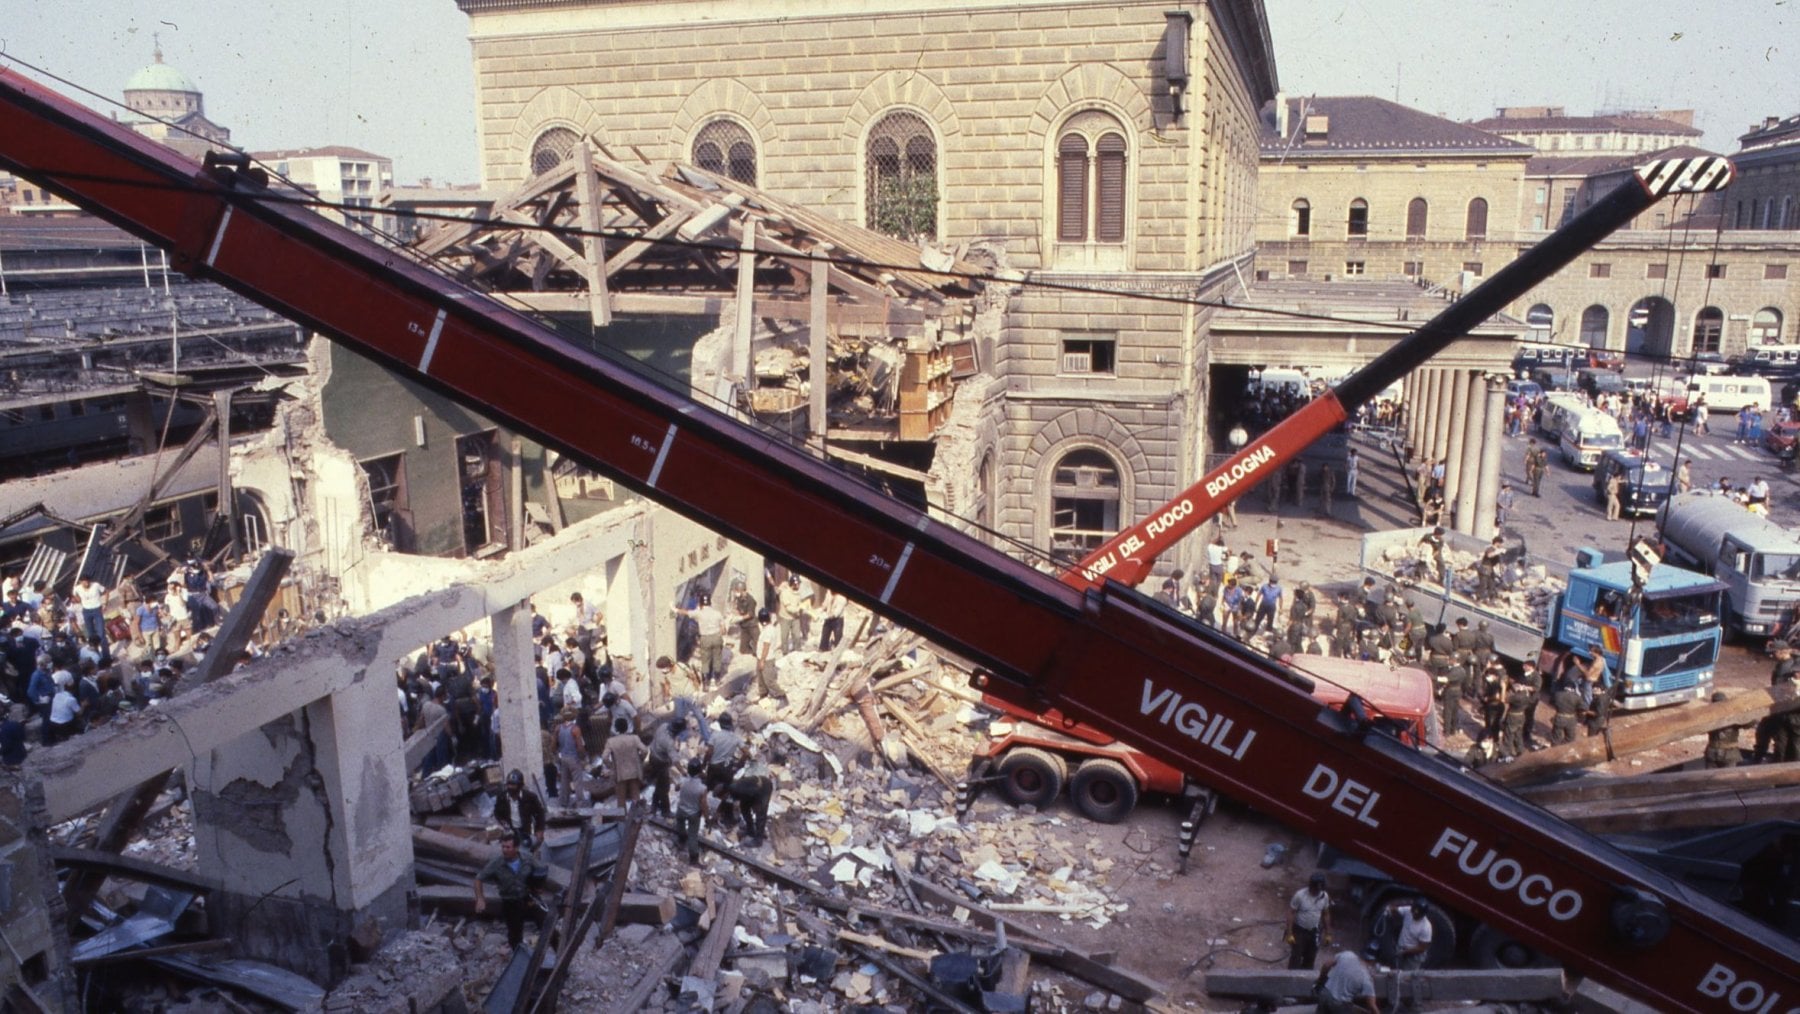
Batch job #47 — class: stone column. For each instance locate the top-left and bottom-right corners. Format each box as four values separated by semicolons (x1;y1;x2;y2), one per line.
491;604;545;797
1402;374;1420;452
1441;370;1473;509
1430;368;1455;465
1413;370;1432;458
189;664;411;985
1454;370;1486;534
1472;375;1507;539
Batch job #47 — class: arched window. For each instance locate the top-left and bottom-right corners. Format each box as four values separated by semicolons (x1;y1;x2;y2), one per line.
1580;305;1609;348
866;110;938;241
1406;198;1428;239
1693;307;1724;355
528;127;581;176
1751;307;1785;346
1783;196;1795;230
1346;198;1368;237
1055;112;1128;244
692;119;756;185
1049;448;1121;555
1465;197;1489;240
1290;198;1311;237
1527;304;1554;339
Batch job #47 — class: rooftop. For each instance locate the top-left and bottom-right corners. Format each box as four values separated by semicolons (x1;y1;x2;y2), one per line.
1525;144;1719;178
1469;111;1702;137
1261;96;1533;158
250;146;390;163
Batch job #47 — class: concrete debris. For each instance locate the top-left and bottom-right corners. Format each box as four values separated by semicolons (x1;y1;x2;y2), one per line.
1375;543;1566;626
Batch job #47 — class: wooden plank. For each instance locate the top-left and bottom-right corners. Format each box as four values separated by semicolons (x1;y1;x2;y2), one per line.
824;445;931;484
1546;785;1800;833
810;250;830;443
1203;968;1566;1002
603;208;694;277
572;143;611;327
411;826;571;892
732;218;757;385
1491;686;1800;785
689;890;741;982
1516;760;1800;805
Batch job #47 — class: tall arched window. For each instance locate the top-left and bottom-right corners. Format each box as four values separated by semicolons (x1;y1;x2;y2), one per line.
1055;111;1128;244
529;127;581;176
1751;307;1785;345
1290;198;1311;237
1580;305;1609;348
866;110;938;241
1527;304;1554;339
1049;448;1121;555
1693;307;1724;355
692;119;757;185
1346;198;1369;237
1406;198;1428;239
1465;197;1489;240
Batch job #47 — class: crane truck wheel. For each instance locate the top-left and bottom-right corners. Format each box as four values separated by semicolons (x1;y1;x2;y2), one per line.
997;748;1066;808
1467;924;1558;969
1069;758;1139;823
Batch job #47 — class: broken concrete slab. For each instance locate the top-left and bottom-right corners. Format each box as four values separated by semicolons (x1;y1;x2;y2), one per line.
1203;967;1566;1003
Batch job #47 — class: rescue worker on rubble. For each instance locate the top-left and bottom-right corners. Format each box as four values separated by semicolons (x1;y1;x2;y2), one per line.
1289;581;1318;641
676;758;710;864
1451;619;1480;698
1417;527;1447;584
1479;664;1508;744
474;832;549;950
1476;536;1505;604
730;578;760;656
645;716;682;817
727;752;777;846
493;769;547;853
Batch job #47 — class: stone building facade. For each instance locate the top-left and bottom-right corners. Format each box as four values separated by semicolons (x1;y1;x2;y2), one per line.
1727;114;1800;232
1253;95;1533;289
456;0;1278;577
1467;107;1701;159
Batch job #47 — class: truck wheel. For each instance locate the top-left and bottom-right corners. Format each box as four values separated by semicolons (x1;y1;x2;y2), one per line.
1069;759;1139;823
1468;923;1558;969
997;748;1065;808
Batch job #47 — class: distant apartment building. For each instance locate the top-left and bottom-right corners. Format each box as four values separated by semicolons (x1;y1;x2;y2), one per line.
1255;95;1533;288
252;147;396;233
1728;114;1800;231
1469;106;1702;158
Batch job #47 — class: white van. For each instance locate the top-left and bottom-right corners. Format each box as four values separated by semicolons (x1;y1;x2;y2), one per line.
1559;409;1624;470
1535;392;1590;441
1673;375;1772;416
1251;367;1312;398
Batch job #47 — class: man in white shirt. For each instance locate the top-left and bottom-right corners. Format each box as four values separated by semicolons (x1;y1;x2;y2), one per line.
74;576;107;645
1395;899;1433;970
48;672;80;745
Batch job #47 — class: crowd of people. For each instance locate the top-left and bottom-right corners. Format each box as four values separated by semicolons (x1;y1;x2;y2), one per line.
0;560;237;763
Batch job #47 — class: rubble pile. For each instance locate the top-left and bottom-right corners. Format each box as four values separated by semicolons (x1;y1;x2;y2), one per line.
1374;544;1566;627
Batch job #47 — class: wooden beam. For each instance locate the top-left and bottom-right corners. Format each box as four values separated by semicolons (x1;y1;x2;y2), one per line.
572;143;611;327
1515;760;1800;806
1491;686;1800;785
688;890;741;983
1546;785;1800;834
732;218;757;387
607;936;683;1014
824;445;930;484
810;247;830;444
603;209;695;277
497;208;593;277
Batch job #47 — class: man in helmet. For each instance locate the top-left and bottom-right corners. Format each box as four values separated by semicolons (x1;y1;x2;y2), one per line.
493;769;546;854
672;592;726;685
776;573;808;653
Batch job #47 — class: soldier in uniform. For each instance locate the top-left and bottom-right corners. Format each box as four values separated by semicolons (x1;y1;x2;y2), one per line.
1549;675;1584;745
1480;665;1508;743
1289;581;1318;641
1331;595;1358;658
1704;693;1745;768
730;578;760;655
1426;625;1461;736
1472;620;1497;673
1501;673;1535;759
1517;659;1544;750
1753;644;1800;762
1451;618;1481;697
1525;439;1547;497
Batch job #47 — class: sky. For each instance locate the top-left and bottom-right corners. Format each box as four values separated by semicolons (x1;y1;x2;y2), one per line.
1;1;1795;187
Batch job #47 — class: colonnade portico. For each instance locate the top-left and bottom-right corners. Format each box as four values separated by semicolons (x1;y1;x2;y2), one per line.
1403;365;1514;537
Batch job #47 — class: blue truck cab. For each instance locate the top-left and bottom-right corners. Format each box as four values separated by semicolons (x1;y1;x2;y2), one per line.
1546;547;1727;709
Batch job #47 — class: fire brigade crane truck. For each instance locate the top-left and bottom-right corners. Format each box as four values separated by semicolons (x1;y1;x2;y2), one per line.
3;66;1792;1012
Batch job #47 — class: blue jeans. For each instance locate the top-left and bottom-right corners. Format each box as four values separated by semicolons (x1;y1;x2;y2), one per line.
82;607;105;646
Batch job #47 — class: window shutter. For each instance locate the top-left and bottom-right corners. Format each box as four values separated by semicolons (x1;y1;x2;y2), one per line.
1096;133;1126;242
1466;198;1488;240
1058;134;1088;242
